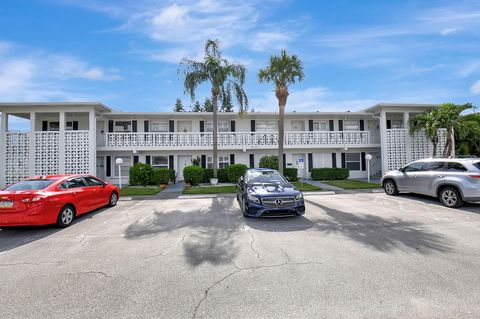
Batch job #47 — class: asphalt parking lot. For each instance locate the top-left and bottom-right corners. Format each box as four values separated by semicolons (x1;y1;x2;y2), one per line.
1;193;480;319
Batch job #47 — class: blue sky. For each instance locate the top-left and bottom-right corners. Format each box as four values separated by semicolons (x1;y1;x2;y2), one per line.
1;0;480;112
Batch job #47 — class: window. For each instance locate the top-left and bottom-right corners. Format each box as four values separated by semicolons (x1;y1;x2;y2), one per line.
83;176;105;187
5;179;58;191
114;156;132;176
424;161;446;171
59;177;86;189
345;153;361;170
151;122;168;132
114;121;132;132
313;121;328;131
344;120;359;131
391;120;403;129
446;162;467;172
152;156;168;168
66;121;73;130
256;121;278;132
473;161;480;170
49;122;60;131
206;121;230;132
207;155;230;169
403;162;425;172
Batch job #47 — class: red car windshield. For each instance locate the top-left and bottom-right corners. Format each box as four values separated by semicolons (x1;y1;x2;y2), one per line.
4;179;58;191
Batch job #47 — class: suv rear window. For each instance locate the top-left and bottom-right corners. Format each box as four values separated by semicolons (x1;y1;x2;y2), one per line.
424;161;446;171
446;162;467;172
5;179;58;191
473;162;480;170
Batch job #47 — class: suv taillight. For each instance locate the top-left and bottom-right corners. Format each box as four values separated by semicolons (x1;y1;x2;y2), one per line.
468;174;480;179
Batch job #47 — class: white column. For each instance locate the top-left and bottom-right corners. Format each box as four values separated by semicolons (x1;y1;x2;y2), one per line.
0;112;8;186
59;111;66;173
403;112;411;163
379;109;388;175
29;112;36;177
89;109;96;174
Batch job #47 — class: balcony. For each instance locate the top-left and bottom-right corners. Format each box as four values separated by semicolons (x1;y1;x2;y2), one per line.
98;131;380;150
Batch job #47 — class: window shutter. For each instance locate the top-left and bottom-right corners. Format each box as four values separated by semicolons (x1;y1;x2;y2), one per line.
308;120;314;131
231;120;236;132
249;154;255;168
361;152;366;171
146;156;151;165
230;154;235;165
144;120;149;132
386;120;391;129
331;153;337;168
251;120;256;132
169;155;174;170
132;120;137;132
108;120;114;133
283;154;286;169
329;120;334;131
341;153;346;168
359;120;364;131
73;121;79;130
308;153;313;172
169;120;175;132
133;156;139;164
106;156;111;177
42;121;48;131
200;120;205;132
338;120;343;131
201;155;206;169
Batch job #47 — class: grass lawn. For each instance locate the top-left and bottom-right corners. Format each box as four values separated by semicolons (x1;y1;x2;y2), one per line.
120;187;162;196
321;180;381;189
183;185;237;194
291;181;322;191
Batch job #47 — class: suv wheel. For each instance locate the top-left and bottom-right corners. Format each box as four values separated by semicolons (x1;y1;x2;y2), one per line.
383;180;398;196
439;187;463;208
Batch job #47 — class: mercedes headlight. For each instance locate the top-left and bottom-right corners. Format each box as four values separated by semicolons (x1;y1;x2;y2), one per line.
248;194;260;203
295;193;303;201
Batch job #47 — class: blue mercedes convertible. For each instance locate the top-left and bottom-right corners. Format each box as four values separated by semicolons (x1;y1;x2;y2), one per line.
236;168;305;217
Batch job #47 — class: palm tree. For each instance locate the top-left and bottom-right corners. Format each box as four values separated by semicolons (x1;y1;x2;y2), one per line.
410;109;441;157
258;50;304;174
410;103;475;157
179;39;248;178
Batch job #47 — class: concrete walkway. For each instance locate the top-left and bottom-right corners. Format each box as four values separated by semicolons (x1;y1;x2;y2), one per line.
300;179;344;191
162;181;185;193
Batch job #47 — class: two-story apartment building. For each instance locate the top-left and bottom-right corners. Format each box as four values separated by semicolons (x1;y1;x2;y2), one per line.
0;102;448;187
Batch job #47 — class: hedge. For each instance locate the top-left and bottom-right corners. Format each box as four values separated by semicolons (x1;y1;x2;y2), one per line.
183;165;204;185
227;164;248;182
129;163;153;186
258;155;278;170
283;168;298;182
169;169;176;183
203;168;229;183
311;168;349;180
151;168;171;184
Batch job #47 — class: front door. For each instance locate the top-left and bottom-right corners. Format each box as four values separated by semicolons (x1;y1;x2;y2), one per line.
96;156;105;179
177;121;192;132
292;154;306;179
177;155;192;181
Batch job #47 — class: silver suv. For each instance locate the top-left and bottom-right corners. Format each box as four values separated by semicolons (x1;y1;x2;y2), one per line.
381;158;480;208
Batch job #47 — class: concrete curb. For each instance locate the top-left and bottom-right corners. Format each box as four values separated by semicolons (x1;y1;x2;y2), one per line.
303;191;336;196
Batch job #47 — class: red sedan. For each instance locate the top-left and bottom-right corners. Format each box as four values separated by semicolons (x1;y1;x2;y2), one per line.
0;174;119;228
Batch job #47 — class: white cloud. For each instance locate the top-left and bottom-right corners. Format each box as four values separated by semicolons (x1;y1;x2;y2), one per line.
470;80;480;94
0;41;121;101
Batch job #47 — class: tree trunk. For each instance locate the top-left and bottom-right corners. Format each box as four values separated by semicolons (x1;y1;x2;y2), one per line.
276;87;288;175
212;88;219;179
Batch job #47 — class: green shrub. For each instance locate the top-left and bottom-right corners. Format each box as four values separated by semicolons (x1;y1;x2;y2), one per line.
311;168;349;180
283;168;298;182
169;169;176;183
227;164;248;182
151;168;170;184
259;155;278;170
183;165;204;185
129;163;153;186
218;168;229;183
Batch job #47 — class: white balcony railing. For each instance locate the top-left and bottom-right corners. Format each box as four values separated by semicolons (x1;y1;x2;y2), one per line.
100;131;379;149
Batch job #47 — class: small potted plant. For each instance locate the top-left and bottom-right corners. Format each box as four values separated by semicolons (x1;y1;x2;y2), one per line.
183;165;204;188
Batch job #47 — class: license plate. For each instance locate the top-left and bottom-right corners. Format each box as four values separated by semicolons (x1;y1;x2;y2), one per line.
0;200;13;208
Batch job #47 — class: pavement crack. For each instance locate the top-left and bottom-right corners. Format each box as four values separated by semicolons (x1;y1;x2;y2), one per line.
68;271;114;278
0;261;65;267
249;232;261;259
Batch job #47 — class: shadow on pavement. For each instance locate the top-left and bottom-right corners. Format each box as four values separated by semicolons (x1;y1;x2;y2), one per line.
305;199;453;254
398;193;480;214
124;197;242;267
0;207;110;254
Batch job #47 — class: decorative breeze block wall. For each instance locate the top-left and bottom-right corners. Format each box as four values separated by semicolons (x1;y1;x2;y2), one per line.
65;131;91;174
5;133;30;185
385;129;407;171
34;132;60;176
